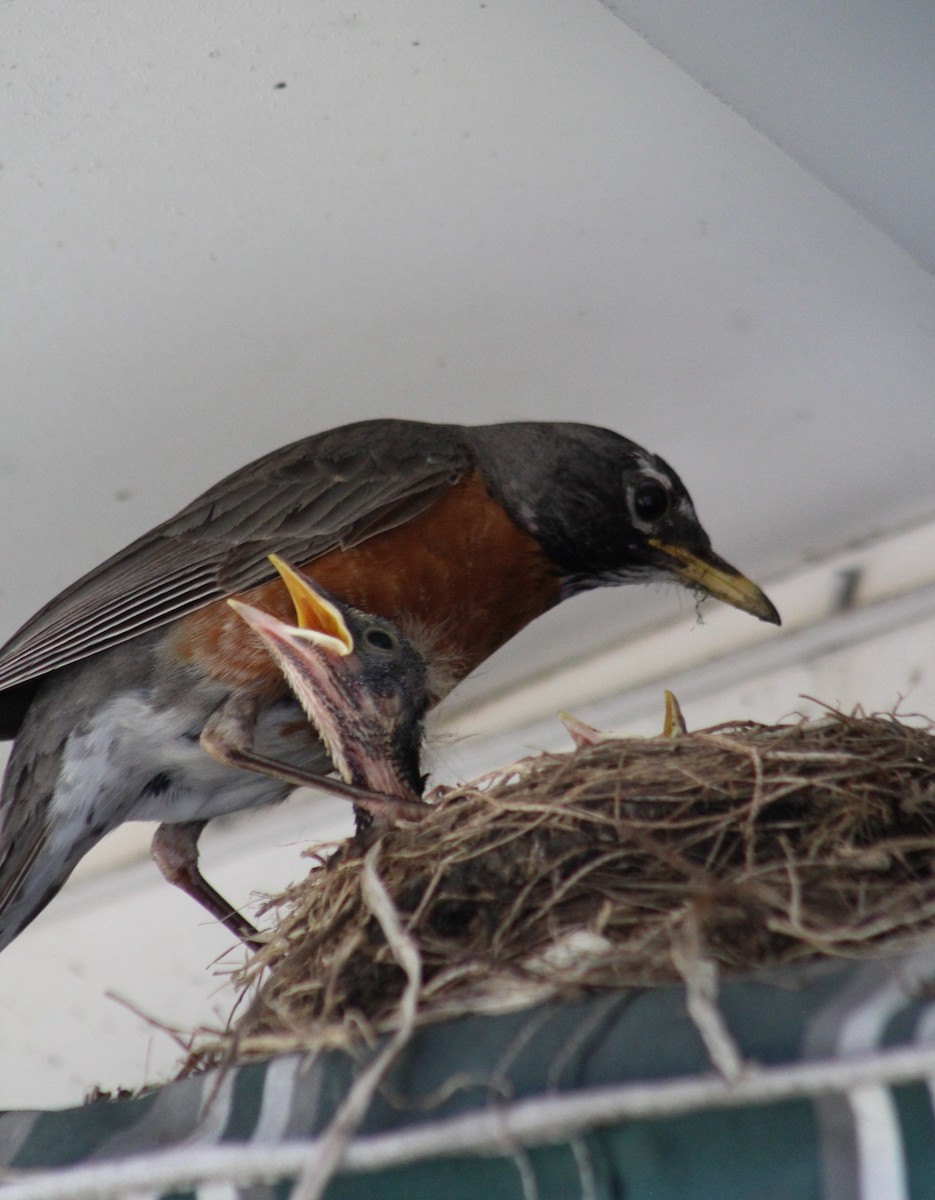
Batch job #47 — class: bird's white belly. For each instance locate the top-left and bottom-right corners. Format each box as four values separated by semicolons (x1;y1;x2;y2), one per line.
49;690;313;830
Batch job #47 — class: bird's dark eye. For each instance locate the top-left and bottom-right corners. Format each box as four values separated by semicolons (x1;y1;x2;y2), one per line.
365;628;395;651
632;479;670;523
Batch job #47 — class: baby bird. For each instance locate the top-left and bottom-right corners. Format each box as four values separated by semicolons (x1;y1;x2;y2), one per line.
170;555;434;943
226;556;430;819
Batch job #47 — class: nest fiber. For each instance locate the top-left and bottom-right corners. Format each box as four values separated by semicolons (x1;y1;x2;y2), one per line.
207;707;935;1063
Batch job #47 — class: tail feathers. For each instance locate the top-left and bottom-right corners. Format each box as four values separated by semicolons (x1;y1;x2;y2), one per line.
0;815;75;954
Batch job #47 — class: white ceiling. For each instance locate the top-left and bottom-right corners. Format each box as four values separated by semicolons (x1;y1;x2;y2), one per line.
604;0;935;272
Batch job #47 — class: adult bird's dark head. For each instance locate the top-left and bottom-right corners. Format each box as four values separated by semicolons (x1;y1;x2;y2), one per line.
468;422;780;624
228;556;428;804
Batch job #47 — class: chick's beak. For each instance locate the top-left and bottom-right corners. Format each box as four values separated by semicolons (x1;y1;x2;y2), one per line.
648;538;781;625
227;596;347;660
267;554;354;651
227;560;357;724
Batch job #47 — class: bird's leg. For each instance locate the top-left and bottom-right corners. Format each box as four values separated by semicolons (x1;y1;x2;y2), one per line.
150;819;263;948
199;692;427;822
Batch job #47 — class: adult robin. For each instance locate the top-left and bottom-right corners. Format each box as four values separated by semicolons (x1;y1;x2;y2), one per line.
0;418;779;951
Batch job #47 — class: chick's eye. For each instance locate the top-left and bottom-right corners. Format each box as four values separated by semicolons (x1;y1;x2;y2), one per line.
632;479;670;523
364;628;395;651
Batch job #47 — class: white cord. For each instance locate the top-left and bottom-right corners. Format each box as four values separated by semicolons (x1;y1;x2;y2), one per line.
4;1040;935;1200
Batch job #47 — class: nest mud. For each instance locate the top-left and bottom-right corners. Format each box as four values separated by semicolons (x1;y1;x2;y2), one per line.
193;705;935;1067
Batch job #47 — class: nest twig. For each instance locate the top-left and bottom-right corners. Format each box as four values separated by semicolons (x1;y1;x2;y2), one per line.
189;705;935;1069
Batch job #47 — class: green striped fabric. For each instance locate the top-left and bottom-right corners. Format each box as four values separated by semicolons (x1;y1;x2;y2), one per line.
3;945;935;1199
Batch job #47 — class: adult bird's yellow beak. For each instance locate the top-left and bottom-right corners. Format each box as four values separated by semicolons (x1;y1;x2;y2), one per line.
648;539;780;625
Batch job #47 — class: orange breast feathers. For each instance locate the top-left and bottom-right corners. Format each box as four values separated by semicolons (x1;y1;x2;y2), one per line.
168;470;560;696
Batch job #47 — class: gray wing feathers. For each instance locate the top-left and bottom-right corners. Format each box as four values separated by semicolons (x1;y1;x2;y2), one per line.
0;423;470;690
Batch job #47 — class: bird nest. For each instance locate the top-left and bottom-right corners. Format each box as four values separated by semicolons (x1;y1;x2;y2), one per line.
193;702;935;1068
